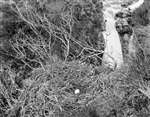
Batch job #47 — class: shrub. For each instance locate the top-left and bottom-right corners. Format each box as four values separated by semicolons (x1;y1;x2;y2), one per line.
0;0;105;67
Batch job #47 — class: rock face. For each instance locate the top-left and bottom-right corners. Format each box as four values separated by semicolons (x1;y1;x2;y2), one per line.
115;10;132;19
115;11;134;60
115;19;133;35
115;9;133;35
120;34;136;61
115;0;145;61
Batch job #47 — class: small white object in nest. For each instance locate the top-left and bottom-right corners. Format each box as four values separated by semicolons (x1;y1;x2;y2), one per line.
74;89;80;94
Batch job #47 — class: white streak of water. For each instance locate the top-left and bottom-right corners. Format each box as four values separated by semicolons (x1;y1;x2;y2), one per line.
102;0;144;69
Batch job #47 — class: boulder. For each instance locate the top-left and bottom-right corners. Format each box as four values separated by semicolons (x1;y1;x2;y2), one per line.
115;20;133;35
115;10;132;19
116;19;129;27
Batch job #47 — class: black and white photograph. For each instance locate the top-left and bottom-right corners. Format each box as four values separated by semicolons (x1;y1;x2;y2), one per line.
0;0;150;117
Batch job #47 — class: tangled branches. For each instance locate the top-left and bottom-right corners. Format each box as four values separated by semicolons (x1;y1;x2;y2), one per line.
0;0;105;70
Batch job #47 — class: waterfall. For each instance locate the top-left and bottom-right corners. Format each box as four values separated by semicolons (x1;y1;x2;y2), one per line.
102;0;144;69
128;0;144;11
102;0;123;69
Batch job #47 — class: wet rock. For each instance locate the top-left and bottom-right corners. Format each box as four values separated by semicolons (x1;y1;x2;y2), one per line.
127;17;134;26
115;19;133;35
115;12;125;18
121;3;130;8
115;11;132;19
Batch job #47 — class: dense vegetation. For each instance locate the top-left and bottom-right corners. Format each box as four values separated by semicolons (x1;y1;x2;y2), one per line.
0;0;150;117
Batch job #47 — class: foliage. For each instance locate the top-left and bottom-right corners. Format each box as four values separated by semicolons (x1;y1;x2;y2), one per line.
0;0;105;67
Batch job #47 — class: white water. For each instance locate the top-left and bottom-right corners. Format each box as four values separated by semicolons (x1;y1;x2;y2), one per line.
102;0;144;69
128;0;144;11
102;0;123;69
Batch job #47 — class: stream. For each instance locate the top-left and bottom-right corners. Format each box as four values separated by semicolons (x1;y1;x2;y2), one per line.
102;0;144;69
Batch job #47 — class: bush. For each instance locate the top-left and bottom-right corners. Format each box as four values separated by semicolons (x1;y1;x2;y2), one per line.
0;0;105;67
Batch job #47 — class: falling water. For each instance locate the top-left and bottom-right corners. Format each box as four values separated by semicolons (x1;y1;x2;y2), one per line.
102;0;144;69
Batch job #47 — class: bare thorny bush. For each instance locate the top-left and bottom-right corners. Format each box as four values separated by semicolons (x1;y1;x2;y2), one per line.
3;0;105;67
